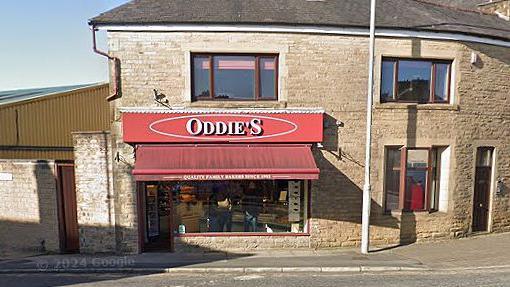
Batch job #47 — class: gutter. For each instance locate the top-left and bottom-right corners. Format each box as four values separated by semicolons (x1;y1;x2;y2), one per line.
91;26;121;101
91;24;510;48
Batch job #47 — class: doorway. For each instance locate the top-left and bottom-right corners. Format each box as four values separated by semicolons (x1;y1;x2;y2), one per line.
56;162;79;253
472;147;494;233
139;182;174;252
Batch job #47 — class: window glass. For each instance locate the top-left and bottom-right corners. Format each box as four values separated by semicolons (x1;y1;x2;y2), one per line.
192;54;278;101
430;148;440;211
397;61;431;103
381;60;395;101
476;147;493;167
384;148;401;211
405;169;427;210
192;56;210;98
213;56;255;100
406;149;429;168
434;63;449;102
405;149;429;211
260;57;276;99
159;180;307;234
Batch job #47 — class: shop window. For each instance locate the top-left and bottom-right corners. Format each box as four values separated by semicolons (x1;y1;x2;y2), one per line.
380;58;451;104
151;180;308;235
191;54;278;101
384;146;450;212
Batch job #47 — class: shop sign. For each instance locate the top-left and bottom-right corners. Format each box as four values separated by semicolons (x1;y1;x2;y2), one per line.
178;174;273;180
122;111;323;143
184;117;264;136
134;173;318;181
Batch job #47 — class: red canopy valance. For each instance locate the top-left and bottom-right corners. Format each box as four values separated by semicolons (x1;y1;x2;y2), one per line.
133;144;319;181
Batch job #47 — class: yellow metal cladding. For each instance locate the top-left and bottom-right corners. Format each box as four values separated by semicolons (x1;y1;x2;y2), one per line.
0;108;17;145
0;84;110;160
0;149;73;160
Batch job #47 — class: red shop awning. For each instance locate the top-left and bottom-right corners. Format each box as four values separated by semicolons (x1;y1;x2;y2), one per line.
133;144;319;181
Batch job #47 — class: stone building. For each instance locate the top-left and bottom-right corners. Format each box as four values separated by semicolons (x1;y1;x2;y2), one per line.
0;83;109;254
73;0;510;254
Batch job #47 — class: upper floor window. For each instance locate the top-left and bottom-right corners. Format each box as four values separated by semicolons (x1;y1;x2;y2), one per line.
192;54;278;101
381;58;452;104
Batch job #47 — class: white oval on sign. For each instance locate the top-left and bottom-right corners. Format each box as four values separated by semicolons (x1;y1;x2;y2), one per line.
149;114;298;141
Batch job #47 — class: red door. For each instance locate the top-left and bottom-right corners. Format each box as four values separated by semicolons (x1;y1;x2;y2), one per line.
472;148;493;232
57;163;79;252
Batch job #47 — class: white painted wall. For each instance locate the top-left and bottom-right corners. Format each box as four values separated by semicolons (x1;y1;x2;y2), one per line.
439;147;451;212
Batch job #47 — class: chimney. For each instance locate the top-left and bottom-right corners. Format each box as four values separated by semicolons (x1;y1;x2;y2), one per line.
478;0;510;20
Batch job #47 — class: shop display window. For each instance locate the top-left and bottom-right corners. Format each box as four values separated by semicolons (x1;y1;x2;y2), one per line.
154;180;309;235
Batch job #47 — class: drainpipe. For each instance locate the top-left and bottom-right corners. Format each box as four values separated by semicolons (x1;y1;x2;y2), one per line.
91;26;121;101
361;0;376;255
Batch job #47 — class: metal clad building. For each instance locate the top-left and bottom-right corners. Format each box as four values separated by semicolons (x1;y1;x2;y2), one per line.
0;83;110;160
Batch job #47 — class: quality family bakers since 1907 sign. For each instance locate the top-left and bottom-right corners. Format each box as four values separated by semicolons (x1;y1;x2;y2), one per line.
122;110;324;143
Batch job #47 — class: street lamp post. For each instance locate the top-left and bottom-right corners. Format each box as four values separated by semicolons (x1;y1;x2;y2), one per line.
361;0;377;255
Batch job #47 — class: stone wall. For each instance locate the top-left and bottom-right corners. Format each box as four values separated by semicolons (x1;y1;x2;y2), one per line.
106;31;510;251
479;0;510;18
0;160;60;254
73;132;117;253
175;236;310;252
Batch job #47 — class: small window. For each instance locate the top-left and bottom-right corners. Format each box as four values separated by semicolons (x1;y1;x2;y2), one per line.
192;54;278;101
384;146;449;212
380;58;451;104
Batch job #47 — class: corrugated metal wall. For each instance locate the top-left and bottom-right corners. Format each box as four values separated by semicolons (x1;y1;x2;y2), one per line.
0;84;110;160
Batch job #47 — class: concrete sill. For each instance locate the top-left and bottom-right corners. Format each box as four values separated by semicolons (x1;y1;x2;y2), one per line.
374;103;459;111
385;210;449;217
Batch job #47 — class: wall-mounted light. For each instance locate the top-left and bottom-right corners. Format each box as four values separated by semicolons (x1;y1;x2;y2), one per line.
114;151;133;166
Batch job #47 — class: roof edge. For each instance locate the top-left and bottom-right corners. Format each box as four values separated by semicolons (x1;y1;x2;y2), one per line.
90;23;510;48
119;107;326;114
0;82;109;108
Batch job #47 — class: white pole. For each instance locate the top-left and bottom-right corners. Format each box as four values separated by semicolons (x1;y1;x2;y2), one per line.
361;0;377;255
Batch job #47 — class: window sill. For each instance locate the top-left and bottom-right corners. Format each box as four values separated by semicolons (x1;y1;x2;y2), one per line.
189;100;287;109
374;103;459;111
385;210;447;216
176;232;310;237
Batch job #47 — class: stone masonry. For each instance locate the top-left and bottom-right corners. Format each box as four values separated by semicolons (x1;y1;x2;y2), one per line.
73;132;117;253
0;160;60;253
479;0;510;18
98;31;510;252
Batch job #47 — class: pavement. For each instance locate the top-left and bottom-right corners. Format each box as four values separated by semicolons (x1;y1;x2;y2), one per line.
0;232;509;274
